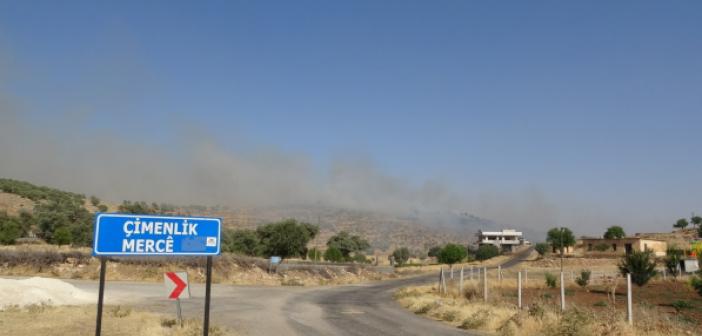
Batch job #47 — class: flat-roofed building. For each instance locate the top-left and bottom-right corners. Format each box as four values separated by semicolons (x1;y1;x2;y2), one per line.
579;237;667;257
477;229;525;252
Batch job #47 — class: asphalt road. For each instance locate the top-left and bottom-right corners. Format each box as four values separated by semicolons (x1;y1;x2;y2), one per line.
70;247;533;336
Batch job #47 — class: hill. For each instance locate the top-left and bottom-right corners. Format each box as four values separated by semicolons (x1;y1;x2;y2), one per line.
0;177;511;254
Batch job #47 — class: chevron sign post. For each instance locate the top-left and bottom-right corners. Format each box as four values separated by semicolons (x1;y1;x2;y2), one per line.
164;271;190;325
165;272;190;299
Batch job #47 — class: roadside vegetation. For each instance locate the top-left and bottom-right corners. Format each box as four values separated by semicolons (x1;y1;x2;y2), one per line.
0;304;235;336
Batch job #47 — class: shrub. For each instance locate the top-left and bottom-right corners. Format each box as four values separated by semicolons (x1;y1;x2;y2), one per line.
475;245;499;261
324;246;344;262
459;310;490;330
534;243;549;257
256;219;318;259
0;214;23;245
593;301;607;307
392;247;410;265
664;247;684;278
222;229;261;256
326;231;370;260
618;250;657;286
53;227;73;246
671;300;693;312
427;246;442;258
307;247;322;261
691;276;702;297
575;269;591;288
351;253;370;264
438;243;467;265
545;272;557;288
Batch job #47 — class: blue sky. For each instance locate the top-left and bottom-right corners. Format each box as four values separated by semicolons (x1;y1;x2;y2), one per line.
0;1;700;234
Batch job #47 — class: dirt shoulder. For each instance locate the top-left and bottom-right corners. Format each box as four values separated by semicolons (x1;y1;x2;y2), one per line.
0;304;236;336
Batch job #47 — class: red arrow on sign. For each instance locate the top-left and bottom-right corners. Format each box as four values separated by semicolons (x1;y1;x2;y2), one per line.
165;272;187;299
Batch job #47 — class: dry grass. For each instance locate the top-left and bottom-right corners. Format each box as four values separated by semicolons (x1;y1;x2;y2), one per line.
0;304;235;336
395;282;698;336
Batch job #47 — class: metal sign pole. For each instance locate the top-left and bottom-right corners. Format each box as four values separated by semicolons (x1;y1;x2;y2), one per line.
95;257;107;336
176;298;183;327
203;256;213;336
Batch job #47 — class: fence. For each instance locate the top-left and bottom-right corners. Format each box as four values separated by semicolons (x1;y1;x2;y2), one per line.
435;265;673;325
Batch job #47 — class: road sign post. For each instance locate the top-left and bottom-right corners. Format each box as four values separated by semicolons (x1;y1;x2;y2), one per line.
93;214;221;336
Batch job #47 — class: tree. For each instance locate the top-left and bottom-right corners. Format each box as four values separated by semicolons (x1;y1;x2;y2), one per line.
256;219;318;259
544;272;557;288
324;246;344;262
53;227;72;246
699;225;702;239
326;231;370;260
534;243;549;257
664;247;684;278
603;226;625;239
0;214;22;245
618;250;657;286
223;229;261;256
692;216;702;229
475;245;499;261
546;227;576;253
90;196;100;207
97;204;108;212
392;247;411;266
438;244;467;266
674;218;689;229
427;246;442;258
692;276;702;297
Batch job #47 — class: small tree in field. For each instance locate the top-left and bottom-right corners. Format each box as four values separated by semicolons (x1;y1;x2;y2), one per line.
619;250;657;286
535;243;549;257
674;218;689;230
475;245;499;261
575;269;591;289
692;216;702;229
603;226;625;239
545;273;557;288
392;247;411;266
427;246;442;258
438;244;467;269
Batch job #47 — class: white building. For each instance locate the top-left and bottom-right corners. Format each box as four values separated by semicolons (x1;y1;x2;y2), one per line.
477;229;525;252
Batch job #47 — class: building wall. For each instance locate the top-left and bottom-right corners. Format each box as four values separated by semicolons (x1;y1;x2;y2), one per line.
579;238;666;257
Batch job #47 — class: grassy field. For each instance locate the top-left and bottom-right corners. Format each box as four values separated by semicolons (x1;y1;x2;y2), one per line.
395;276;701;336
0;304;235;336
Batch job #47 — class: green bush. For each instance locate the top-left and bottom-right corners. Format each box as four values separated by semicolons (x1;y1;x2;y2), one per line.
438;243;467;265
326;231;370;260
222;229;261;256
256;219;318;259
475;245;499;261
0;214;23;245
53;227;72;246
545;272;557;288
618;250;657;286
534;243;549;257
691;276;702;297
665;247;684;278
324;246;344;262
392;247;410;265
575;269;591;288
671;300;693;312
351;253;370;264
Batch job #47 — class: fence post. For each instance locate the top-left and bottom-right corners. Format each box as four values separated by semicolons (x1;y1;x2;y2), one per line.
663;268;667;281
442;268;448;294
518;271;522;309
627;273;633;325
498;265;502;282
460;266;464;294
470;265;474;281
560;272;566;312
524;269;528;285
483;267;488;302
439;267;444;294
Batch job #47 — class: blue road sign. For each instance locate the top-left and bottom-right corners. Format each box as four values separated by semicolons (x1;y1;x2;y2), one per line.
93;213;221;256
